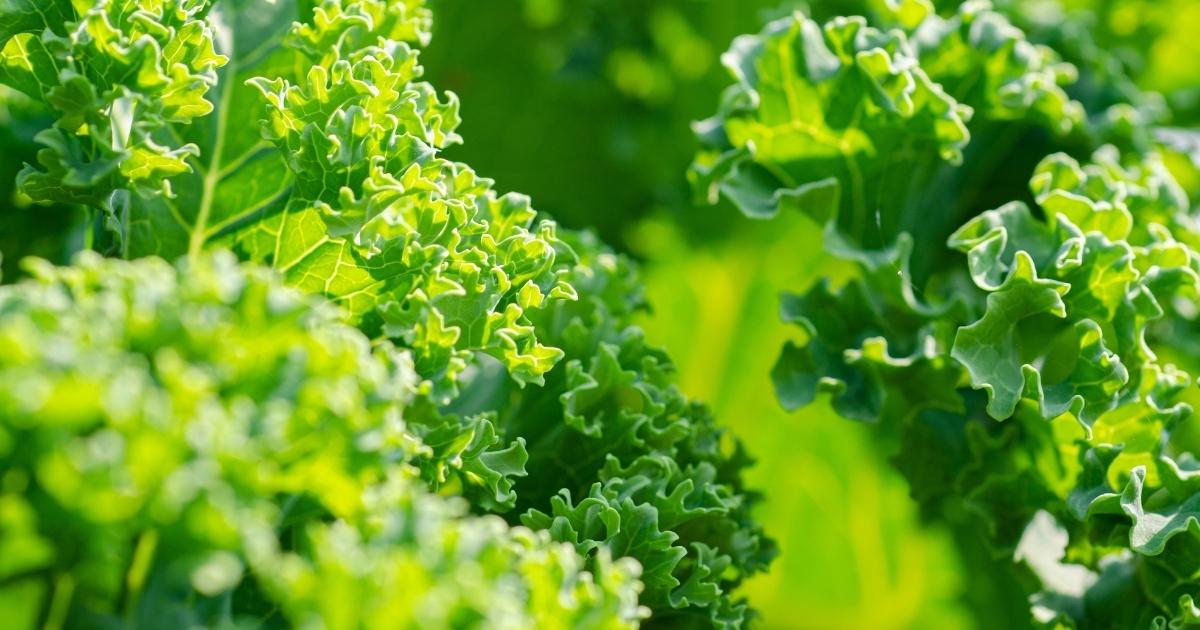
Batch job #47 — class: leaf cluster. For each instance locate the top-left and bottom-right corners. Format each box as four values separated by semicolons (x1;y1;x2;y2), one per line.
695;0;1200;626
0;0;772;627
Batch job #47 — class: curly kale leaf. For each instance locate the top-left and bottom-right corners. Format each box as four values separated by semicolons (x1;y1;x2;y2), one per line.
0;0;225;209
0;1;775;625
698;2;1200;626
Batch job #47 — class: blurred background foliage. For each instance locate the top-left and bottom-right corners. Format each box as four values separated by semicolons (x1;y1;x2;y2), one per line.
2;0;1198;626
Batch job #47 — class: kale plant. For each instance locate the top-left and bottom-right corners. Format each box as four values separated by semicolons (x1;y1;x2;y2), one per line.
0;0;772;626
695;0;1200;626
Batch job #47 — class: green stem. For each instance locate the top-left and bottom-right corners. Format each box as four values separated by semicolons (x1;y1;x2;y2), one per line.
84;208;96;252
43;573;74;630
189;30;237;259
122;529;159;625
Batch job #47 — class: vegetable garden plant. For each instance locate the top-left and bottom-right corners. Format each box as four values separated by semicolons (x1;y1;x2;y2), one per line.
2;0;1200;627
0;0;771;626
694;0;1200;627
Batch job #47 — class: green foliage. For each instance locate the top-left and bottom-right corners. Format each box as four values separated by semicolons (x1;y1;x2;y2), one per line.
0;252;644;628
452;230;776;626
418;0;789;247
697;0;1200;626
13;0;1198;624
627;212;980;626
1;0;224;205
0;0;771;626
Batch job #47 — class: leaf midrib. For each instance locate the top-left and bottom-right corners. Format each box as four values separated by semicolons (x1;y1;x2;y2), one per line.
188;39;236;258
